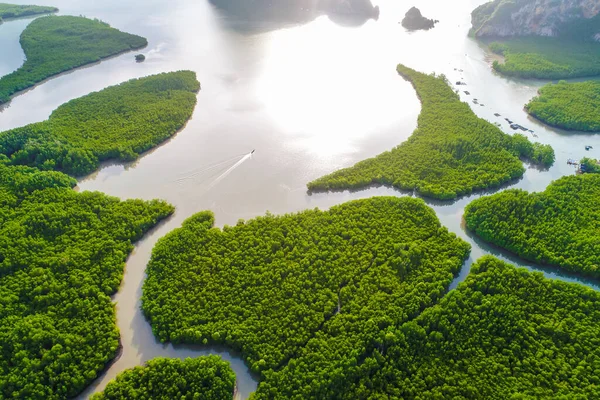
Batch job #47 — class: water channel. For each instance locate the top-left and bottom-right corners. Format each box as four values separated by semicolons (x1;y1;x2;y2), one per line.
1;0;599;398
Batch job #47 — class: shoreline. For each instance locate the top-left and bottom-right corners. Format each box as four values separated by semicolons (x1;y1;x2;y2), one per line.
0;41;148;106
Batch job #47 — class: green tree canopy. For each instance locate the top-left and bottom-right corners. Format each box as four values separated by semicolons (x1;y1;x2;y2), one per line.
0;71;200;176
143;196;471;395
0;15;147;104
91;357;236;400
0;161;174;399
307;64;553;200
339;256;600;398
465;174;600;278
0;2;57;23
526;80;600;132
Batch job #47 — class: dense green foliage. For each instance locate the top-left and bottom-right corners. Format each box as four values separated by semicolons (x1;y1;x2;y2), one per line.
143;197;470;381
0;71;199;176
581;157;600;174
91;357;236;400
465;174;600;278
307;65;554;200
0;15;147;104
0;3;57;22
526;80;600;132
0;160;174;399
490;37;600;79
342;256;600;398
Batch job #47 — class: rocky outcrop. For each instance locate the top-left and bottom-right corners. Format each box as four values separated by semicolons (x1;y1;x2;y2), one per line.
209;0;379;29
471;0;600;38
401;7;437;30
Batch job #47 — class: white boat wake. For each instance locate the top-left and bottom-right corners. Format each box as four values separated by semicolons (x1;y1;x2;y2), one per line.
206;153;252;190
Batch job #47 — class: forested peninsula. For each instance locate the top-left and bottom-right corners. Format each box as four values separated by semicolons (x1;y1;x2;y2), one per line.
143;197;470;378
525;80;600;132
142;200;600;397
0;3;57;23
465;174;600;279
91;357;236;400
307;65;553;200
0;15;147;104
344;256;600;398
0;160;174;399
0;71;200;176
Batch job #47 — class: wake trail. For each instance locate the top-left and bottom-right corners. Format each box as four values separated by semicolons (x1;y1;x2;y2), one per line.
176;153;247;182
206;153;252;191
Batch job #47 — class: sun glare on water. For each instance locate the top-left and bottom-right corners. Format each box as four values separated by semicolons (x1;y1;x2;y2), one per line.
255;17;404;159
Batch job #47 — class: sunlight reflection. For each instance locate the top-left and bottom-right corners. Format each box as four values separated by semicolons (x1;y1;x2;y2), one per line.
256;17;403;158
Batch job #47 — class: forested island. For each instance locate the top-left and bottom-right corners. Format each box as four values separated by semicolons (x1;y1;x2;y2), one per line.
143;197;470;377
0;160;174;399
0;15;147;104
307;65;554;200
0;71;200;176
91;357;236;400
465;174;600;279
525;80;600;132
342;256;600;398
471;0;600;79
0;3;57;23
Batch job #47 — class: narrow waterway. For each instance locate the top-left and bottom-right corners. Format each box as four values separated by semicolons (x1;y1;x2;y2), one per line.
1;0;599;398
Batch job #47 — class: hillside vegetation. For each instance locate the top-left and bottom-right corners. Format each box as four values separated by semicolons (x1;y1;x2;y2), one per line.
307;65;554;200
465;174;600;278
142;197;470;379
0;71;199;176
0;160;174;399
0;3;57;22
343;256;600;398
490;38;600;79
91;357;236;400
526;80;600;132
0;15;147;104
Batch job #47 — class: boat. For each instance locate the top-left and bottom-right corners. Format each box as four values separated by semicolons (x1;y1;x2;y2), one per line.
251;149;256;154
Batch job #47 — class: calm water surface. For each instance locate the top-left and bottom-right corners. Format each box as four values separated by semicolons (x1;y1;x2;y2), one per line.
1;0;599;398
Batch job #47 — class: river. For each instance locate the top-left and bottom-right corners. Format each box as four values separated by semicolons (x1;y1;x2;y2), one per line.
1;0;599;398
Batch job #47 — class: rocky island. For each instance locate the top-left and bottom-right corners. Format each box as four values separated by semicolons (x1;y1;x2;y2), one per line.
470;0;600;39
209;0;379;29
471;0;600;79
401;7;437;31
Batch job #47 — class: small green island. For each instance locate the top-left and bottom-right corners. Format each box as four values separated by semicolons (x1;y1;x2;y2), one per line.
0;15;148;104
0;2;57;23
488;38;600;79
0;71;200;176
0;160;174;399
525;80;600;132
90;357;236;400
465;174;600;279
307;64;553;200
142;196;470;380
350;256;600;398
